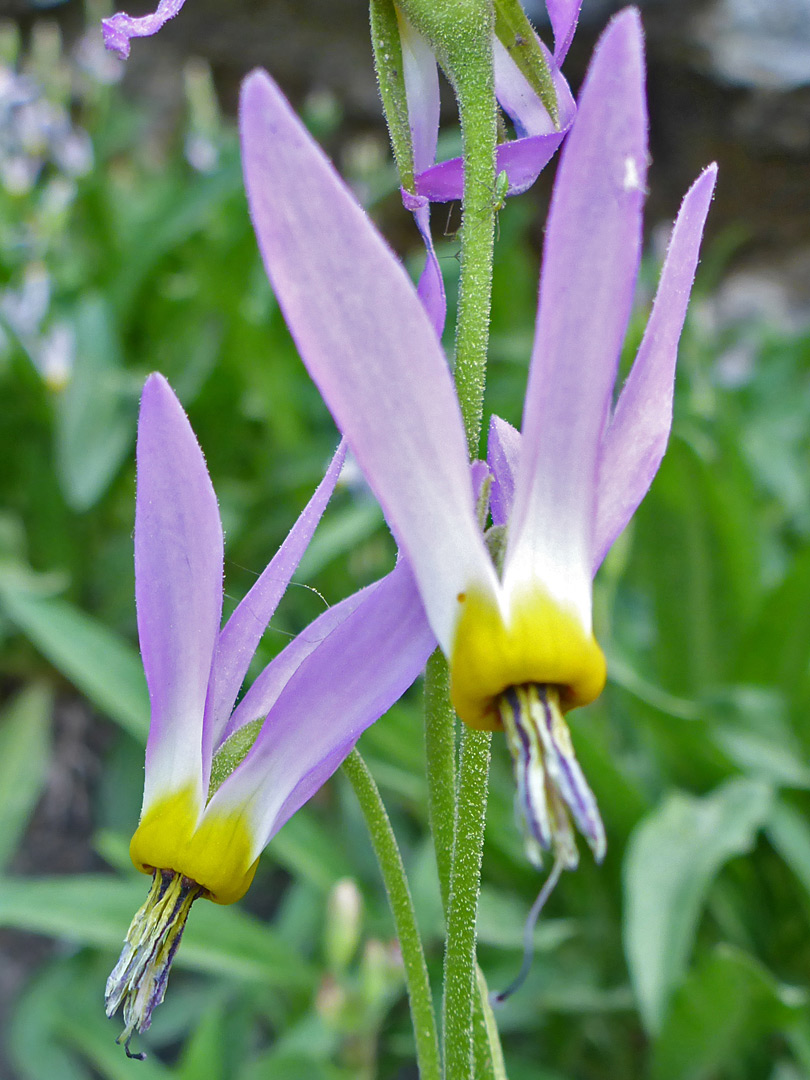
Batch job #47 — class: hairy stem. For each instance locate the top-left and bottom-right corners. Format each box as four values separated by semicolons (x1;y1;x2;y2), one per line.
342;750;441;1080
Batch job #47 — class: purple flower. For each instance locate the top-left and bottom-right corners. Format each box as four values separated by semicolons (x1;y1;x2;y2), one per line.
106;373;434;1054
398;1;580;335
102;0;187;60
405;3;579;205
239;9;716;868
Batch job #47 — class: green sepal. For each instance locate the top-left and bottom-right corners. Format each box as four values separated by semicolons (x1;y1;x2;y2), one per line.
369;0;415;191
207;716;263;798
493;0;559;128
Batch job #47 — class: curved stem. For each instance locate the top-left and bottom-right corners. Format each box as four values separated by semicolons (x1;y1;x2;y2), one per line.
342;749;441;1080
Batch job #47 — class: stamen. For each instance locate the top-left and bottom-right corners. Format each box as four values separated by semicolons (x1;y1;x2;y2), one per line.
105;869;203;1057
490;854;565;1006
499;684;605;868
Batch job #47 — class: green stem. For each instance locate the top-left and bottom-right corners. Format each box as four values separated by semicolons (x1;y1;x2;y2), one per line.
342;750;441;1080
423;649;456;913
453;52;498;454
443;727;492;1079
440;24;499;1080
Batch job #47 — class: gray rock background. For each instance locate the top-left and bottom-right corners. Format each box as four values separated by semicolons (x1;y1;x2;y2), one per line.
2;0;809;320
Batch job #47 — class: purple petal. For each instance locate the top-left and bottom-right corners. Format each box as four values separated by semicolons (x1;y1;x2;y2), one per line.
221;586;368;743
240;70;495;654
592;164;718;571
402;189;447;338
546;0;583;62
494;34;575;140
413;156;465;203
415;48;575;203
504;10;647;624
204;560;435;854
206;441;347;753
101;0;186;60
399;12;440;175
488;415;521;527
135;374;223;809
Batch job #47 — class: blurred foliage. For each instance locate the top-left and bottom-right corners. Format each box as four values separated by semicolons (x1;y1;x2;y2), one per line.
1;5;810;1080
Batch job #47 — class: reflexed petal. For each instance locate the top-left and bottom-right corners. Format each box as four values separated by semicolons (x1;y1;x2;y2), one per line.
398;9;440;175
135;374;223;810
488;414;521;527
593;164;718;570
240;69;496;652
102;0;186;59
546;0;583;61
221;586;368;742
504;10;647;628
206;441;347;754
415;55;575;202
494;35;574;140
402;189;447;338
204;560;435;856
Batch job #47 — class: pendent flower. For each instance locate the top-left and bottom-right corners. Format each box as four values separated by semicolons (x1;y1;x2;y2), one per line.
239;9;716;870
106;374;434;1056
378;0;579;336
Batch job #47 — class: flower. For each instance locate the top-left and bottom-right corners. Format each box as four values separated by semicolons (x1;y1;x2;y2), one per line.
102;0;187;60
106;373;435;1055
239;7;716;871
394;0;579;336
404;1;579;204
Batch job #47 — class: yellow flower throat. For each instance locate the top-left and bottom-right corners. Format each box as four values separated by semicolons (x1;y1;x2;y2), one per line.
449;585;606;730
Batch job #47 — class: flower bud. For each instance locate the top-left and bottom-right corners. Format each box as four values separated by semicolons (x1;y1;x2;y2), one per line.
324;877;363;972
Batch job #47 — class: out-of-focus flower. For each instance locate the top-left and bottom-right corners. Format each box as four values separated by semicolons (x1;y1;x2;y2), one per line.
0;263;75;388
106;374;434;1056
0;55;93;195
239;9;716;869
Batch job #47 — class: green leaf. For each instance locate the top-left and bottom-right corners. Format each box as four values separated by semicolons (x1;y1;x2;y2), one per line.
0;585;148;741
54;294;134;512
295;500;384;580
269;806;356;891
767;797;810;899
623;776;773;1033
476;887;575;952
738;548;810;685
652;944;805;1080
8;959;91;1080
176;1004;228;1080
0;875;314;989
239;1053;352;1080
0;684;52;870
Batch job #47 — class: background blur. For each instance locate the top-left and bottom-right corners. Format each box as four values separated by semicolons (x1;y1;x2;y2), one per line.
0;0;809;1077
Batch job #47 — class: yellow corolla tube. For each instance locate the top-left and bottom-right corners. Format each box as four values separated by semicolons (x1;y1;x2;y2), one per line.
129;786;259;906
449;585;606;731
448;581;608;871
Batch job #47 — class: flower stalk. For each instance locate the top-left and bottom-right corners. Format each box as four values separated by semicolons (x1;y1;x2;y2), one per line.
342;749;441;1080
435;15;499;1077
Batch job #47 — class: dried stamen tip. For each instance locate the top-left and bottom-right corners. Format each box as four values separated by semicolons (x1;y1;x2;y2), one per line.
499;683;606;868
105;869;203;1056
